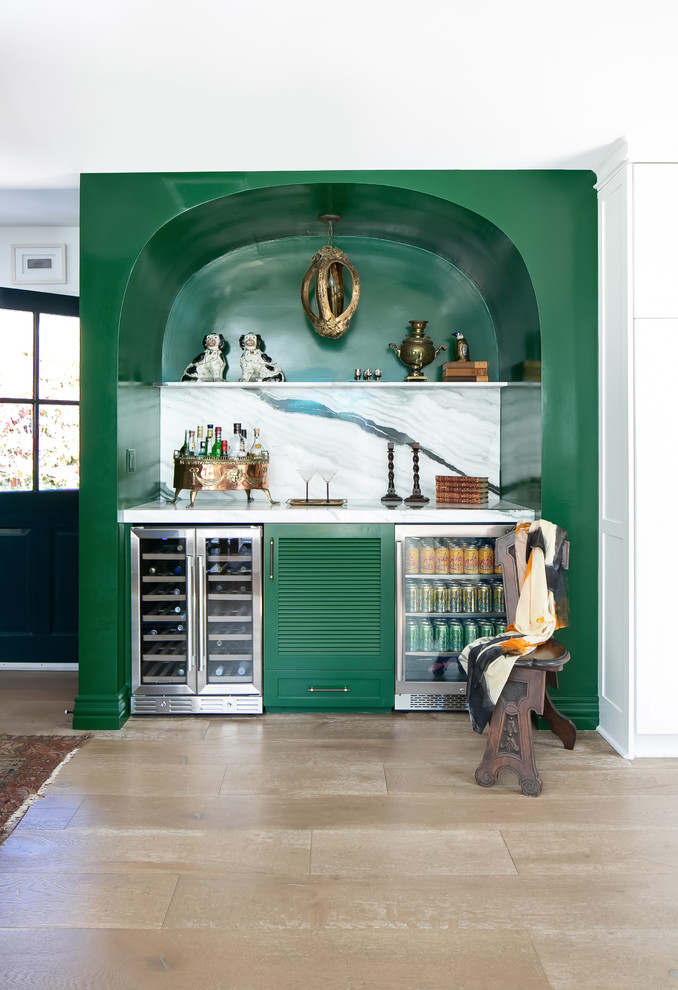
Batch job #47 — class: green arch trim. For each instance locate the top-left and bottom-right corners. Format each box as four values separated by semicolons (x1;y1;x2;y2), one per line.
118;181;541;383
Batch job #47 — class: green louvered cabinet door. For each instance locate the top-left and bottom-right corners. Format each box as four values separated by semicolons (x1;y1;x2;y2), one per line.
263;524;395;711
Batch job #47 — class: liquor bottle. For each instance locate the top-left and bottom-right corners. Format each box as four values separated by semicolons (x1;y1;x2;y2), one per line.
196;426;204;456
211;427;222;458
248;427;266;457
206;424;214;453
188;430;197;455
220;438;228;458
179;429;190;456
232;423;242;458
238;429;247;459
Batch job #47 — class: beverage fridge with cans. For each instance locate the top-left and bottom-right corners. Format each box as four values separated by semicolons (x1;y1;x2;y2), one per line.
394;524;514;711
130;526;263;714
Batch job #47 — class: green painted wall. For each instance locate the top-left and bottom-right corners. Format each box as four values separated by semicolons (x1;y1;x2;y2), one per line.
162;238;497;384
75;169;597;730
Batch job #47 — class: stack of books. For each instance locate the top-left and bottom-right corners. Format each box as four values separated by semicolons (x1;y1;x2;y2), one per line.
442;361;489;382
435;476;489;505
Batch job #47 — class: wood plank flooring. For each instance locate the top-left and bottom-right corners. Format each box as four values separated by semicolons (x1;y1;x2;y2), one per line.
1;670;678;989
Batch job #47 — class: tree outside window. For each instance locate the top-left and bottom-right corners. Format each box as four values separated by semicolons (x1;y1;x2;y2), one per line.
0;290;79;491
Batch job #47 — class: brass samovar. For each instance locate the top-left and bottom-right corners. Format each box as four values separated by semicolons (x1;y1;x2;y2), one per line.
389;321;447;381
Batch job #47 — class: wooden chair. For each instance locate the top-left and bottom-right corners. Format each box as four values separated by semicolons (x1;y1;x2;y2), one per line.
474;531;576;796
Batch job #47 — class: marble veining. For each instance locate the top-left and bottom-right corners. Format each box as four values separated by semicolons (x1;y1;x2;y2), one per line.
161;386;503;504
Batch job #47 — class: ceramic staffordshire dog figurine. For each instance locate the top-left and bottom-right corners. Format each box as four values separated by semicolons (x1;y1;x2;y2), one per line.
238;333;285;382
181;333;227;382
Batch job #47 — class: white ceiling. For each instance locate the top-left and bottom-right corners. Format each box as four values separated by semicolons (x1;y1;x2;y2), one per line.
2;0;677;226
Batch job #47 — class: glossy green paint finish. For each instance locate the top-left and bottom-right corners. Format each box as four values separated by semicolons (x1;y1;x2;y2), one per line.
118;180;540;385
263;523;395;712
76;170;597;729
162;237;498;383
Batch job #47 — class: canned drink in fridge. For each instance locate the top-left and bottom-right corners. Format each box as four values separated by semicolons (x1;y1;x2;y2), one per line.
463;541;479;575
492;580;505;613
434;583;449;613
479;543;494;574
478;619;495;638
435;541;450;574
406;581;421;613
462;583;476;612
463;619;479;647
448;620;465;653
420;620;435;651
494;620;507;635
433;619;449;652
407;618;421;651
419;583;434;613
405;540;420;573
420;541;435;575
449;541;464;575
448;584;463;613
476;582;491;612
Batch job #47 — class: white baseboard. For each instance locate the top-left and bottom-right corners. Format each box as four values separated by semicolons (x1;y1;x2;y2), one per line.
0;662;78;671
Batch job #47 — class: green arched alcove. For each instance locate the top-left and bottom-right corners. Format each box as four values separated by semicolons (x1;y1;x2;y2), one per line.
118;182;541;384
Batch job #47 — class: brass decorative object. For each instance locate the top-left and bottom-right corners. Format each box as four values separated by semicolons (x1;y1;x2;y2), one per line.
301;215;361;339
167;455;278;507
389;320;447;381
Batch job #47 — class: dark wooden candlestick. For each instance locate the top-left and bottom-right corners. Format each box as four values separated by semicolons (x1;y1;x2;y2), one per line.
381;442;403;506
404;442;429;506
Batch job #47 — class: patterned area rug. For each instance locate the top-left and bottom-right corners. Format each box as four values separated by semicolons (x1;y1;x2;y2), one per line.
0;734;90;841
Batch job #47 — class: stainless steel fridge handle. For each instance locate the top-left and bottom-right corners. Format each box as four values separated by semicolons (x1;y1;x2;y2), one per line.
196;554;207;672
186;555;196;672
269;538;274;581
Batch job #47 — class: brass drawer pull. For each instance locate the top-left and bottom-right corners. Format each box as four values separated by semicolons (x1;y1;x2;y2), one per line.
307;686;351;693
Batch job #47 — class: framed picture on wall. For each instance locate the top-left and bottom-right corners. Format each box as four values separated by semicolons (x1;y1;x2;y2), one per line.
11;244;66;285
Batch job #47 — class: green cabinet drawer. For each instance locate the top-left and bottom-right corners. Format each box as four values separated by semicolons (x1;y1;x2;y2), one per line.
264;669;394;712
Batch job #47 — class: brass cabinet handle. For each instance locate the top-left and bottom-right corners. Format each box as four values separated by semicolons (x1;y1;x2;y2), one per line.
307;686;351;692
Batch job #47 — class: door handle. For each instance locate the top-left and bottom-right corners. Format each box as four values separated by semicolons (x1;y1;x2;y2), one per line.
307;686;351;693
269;538;274;581
196;554;206;671
186;555;195;672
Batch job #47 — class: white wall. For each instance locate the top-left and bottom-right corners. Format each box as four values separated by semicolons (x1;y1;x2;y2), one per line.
0;226;79;295
631;164;678;756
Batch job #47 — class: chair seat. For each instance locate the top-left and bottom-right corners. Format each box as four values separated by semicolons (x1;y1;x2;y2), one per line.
513;638;570;668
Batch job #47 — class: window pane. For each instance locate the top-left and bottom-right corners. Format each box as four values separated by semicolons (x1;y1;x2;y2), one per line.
39;314;80;401
0;310;33;399
0;402;33;490
38;404;80;490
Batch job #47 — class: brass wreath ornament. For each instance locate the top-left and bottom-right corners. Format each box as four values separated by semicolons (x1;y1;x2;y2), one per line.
300;244;361;339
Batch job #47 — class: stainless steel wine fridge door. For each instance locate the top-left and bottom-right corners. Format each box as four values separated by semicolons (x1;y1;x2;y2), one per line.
394;524;514;712
195;528;263;697
130;526;263;714
131;528;196;698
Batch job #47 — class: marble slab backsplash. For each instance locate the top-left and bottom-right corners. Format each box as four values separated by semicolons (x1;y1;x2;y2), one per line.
160;386;502;504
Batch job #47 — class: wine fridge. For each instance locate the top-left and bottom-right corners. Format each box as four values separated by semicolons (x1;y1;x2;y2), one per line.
394;524;514;711
130;526;263;714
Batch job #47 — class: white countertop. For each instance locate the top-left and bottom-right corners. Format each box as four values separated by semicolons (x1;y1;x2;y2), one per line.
119;496;536;525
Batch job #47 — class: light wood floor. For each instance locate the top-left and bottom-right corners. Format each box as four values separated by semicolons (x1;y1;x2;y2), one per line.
1;671;678;990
